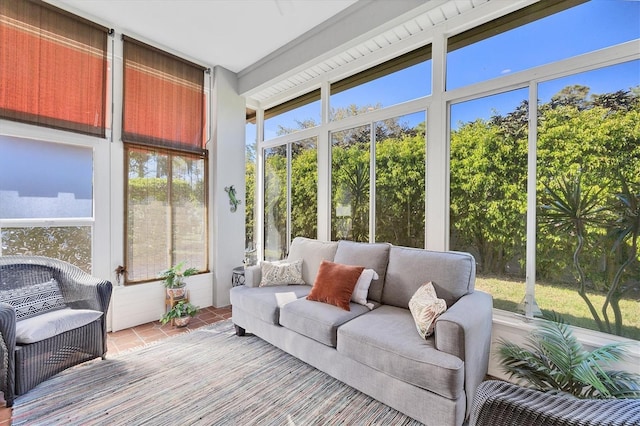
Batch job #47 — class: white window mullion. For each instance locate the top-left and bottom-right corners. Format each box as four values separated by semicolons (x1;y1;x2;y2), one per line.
523;82;541;319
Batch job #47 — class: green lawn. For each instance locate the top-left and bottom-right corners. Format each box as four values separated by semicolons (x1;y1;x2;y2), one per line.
475;276;640;341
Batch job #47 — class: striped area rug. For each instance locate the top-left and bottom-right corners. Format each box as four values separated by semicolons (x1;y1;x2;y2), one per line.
12;320;423;425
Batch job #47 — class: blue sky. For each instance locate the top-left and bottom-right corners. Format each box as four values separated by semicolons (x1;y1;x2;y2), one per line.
258;0;640;142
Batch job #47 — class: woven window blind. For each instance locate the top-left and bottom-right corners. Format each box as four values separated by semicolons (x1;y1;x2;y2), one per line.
0;0;109;137
122;36;206;156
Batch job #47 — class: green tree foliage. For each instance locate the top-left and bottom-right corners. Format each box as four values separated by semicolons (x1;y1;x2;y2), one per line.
375;132;425;247
450;115;528;275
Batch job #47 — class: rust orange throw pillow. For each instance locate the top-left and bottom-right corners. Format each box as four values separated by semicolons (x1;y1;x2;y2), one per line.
307;260;365;311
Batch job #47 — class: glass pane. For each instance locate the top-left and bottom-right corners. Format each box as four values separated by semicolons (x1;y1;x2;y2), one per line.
126;149;170;282
291;138;317;240
171;155;206;272
447;1;640;90
245;120;257;265
330;61;431;120
331;124;371;242
0;136;93;219
1;226;92;273
375;112;425;247
450;89;528;313
264;99;320;141
264;146;287;260
536;62;640;340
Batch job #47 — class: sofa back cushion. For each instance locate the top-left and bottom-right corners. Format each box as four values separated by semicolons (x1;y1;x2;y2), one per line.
287;237;338;285
333;240;390;303
382;246;476;308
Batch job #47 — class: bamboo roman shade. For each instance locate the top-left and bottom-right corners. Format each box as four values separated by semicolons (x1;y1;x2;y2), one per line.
0;0;109;137
122;36;206;156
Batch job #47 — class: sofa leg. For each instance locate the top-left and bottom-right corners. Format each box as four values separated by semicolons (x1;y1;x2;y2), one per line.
234;324;246;336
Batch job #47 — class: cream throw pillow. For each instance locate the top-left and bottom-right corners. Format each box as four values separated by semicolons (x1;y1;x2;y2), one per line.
351;269;378;309
259;259;305;286
408;281;447;339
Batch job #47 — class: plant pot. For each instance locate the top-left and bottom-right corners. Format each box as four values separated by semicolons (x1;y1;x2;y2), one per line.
174;316;191;327
166;284;187;299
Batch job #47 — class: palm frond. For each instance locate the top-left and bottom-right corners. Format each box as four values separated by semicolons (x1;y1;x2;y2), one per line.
496;314;640;399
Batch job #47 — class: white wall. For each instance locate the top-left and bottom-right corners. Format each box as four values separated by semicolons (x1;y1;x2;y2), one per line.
210;66;248;308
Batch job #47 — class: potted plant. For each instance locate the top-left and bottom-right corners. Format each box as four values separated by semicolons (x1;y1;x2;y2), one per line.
160;300;199;327
497;314;640;399
159;261;198;299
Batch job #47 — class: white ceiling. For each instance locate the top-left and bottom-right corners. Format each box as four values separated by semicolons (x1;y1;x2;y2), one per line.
55;0;358;73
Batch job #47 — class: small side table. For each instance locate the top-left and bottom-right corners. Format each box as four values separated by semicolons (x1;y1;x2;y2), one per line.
165;290;189;326
232;266;245;287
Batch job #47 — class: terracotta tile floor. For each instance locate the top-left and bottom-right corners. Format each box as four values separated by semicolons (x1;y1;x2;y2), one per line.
0;305;232;425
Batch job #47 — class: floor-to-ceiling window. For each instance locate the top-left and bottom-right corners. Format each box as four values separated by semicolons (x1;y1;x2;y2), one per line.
447;0;640;339
252;0;638;343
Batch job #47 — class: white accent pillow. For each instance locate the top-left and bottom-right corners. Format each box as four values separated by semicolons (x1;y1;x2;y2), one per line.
351;269;378;310
259;259;305;286
408;281;447;339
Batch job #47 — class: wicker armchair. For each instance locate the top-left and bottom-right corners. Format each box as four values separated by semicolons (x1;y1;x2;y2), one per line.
470;380;640;426
0;256;112;407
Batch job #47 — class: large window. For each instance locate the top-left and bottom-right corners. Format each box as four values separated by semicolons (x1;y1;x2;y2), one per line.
331;47;431;119
123;36;207;282
448;7;639;340
450;90;529;313
536;62;639;339
264;90;321;141
0;136;94;272
331;125;371;242
375;112;426;247
125;147;207;282
264;139;318;260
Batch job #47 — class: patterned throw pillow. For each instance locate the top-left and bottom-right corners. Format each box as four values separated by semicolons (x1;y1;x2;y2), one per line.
0;278;67;321
259;259;306;286
408;281;447;339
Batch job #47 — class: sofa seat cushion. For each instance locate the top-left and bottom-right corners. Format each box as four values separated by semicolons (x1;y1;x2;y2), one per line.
229;285;311;325
280;297;371;347
16;308;103;344
337;305;464;400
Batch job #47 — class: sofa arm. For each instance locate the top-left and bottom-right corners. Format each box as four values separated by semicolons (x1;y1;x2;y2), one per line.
435;290;493;419
243;264;262;288
0;302;16;406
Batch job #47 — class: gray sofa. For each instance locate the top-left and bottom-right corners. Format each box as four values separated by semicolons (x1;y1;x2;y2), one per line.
230;237;493;426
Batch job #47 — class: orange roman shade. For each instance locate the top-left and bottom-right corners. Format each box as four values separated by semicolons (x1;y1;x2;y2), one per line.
0;0;109;137
122;36;206;156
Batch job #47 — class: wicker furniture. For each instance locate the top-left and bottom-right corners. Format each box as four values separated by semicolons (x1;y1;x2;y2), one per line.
0;256;112;407
470;380;640;426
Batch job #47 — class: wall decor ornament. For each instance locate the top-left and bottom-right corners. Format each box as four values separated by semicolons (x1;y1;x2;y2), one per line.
224;185;241;212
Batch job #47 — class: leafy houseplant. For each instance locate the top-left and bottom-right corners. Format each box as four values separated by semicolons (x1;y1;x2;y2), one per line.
160;300;199;327
159;261;198;298
497;315;640;399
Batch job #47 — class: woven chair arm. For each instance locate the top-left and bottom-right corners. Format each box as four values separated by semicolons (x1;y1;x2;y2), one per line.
57;270;112;313
0;302;16;406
